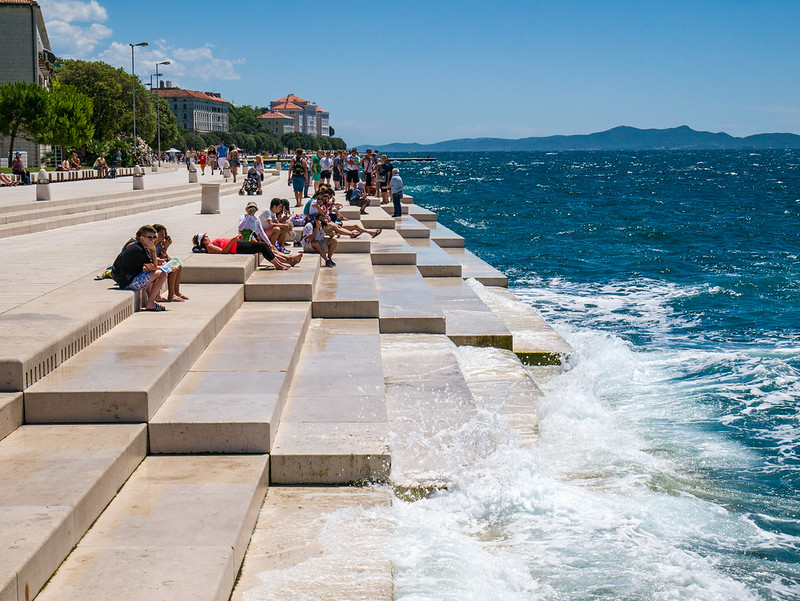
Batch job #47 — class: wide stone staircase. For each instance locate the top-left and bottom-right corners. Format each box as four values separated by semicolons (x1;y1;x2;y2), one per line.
0;193;570;601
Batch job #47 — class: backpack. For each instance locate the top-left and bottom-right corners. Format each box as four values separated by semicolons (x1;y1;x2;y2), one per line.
291;158;305;178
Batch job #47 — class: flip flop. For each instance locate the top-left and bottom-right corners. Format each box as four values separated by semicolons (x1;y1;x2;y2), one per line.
372;229;382;238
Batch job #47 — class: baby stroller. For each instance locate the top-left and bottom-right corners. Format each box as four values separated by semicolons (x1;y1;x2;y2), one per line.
238;167;262;196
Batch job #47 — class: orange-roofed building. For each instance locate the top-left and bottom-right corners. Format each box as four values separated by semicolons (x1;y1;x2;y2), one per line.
156;85;230;134
269;94;330;137
257;111;295;137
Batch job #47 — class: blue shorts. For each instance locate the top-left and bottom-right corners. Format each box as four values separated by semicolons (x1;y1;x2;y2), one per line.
292;176;305;192
125;271;151;290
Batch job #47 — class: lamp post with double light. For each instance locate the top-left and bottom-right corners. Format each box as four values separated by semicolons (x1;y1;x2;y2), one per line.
129;41;148;165
154;60;171;167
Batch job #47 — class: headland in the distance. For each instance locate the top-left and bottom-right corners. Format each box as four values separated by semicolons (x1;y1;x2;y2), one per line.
365;125;800;152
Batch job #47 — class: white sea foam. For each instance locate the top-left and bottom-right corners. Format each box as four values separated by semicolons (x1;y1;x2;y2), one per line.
384;277;800;600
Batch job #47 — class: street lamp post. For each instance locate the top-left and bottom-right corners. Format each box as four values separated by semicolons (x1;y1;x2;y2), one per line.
154;60;171;167
129;41;148;165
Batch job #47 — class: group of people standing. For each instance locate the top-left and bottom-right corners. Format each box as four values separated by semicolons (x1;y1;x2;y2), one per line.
288;148;404;217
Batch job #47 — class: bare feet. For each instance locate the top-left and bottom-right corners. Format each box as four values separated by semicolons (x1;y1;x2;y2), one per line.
167;295;185;302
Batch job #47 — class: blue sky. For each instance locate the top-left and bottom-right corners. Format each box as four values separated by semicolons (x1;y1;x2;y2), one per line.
38;0;800;146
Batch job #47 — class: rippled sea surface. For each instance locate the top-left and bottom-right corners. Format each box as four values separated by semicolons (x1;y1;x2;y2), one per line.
385;151;800;600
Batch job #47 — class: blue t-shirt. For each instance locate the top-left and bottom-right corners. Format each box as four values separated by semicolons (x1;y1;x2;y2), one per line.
216;145;228;160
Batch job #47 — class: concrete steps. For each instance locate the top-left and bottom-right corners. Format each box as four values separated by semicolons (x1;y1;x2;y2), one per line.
0;393;22;441
369;229;417;265
454;345;542;445
182;253;258;284
444;247;509;286
394;215;431;239
405;238;463;277
311;254;379;318
244;258;320;301
148;302;311;453
0;424;146;601
381;334;479;486
231;487;392;601
34;455;268;601
426;222;465;248
0;273;139;392
270;319;390;484
424;277;513;349
360;206;396;230
24;284;243;423
470;283;572;365
0;180;244;239
373;264;446;334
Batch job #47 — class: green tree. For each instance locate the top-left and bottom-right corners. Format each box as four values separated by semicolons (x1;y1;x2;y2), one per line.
55;58;157;148
39;81;94;158
0;81;49;164
329;125;335;136
154;96;179;150
329;137;347;151
281;131;315;151
183;132;205;151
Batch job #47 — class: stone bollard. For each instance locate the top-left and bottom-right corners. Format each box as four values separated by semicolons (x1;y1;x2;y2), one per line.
222;164;231;182
151;164;158;173
36;168;51;201
200;182;221;214
188;165;198;183
132;164;144;190
275;160;281;174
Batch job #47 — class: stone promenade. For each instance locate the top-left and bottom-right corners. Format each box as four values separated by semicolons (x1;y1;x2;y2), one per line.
0;165;570;601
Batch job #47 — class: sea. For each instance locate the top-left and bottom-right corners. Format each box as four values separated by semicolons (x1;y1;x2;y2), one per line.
375;151;799;600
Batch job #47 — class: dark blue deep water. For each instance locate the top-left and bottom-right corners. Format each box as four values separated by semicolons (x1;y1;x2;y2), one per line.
392;151;800;600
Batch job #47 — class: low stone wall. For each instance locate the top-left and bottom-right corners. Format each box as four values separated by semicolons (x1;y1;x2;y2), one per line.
7;167;139;184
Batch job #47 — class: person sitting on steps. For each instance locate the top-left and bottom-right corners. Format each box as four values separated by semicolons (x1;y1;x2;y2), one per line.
193;232;301;270
302;213;338;268
111;225;169;312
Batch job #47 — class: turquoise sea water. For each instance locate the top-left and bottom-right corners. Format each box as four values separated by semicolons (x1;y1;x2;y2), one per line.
388;151;800;600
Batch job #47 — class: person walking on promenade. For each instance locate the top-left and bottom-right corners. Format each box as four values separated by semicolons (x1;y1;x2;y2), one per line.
333;150;344;190
345;148;360;197
311;150;322;194
376;155;392;204
216;141;229;172
303;153;312;198
320;150;333;187
289;149;308;207
207;146;217;174
198;149;207;175
361;149;375;196
229;145;241;182
253;154;264;192
390;168;404;217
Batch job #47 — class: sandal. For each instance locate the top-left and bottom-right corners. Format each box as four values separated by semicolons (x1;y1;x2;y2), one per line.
146;303;167;312
371;229;382;238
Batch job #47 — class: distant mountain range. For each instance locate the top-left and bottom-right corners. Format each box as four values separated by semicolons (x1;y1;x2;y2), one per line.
360;126;800;152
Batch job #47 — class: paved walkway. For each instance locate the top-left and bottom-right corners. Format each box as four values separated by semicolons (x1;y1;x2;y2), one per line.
0;168;291;314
